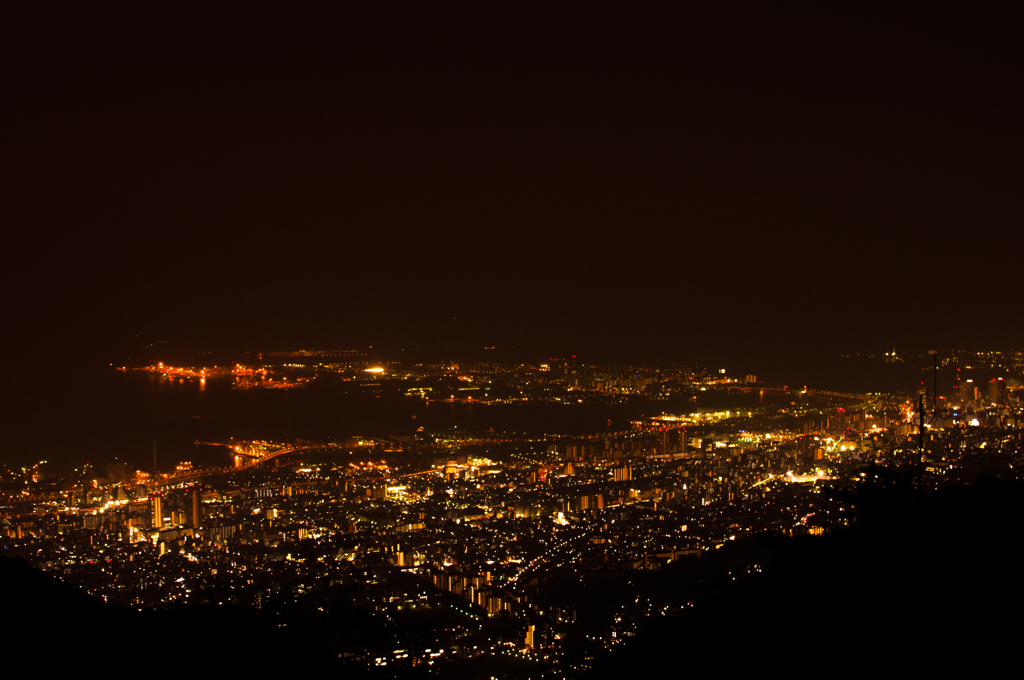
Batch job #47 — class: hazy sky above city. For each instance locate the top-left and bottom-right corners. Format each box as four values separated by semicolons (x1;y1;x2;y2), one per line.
6;6;1022;374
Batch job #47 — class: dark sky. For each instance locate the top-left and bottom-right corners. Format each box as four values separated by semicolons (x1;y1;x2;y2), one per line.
5;5;1023;376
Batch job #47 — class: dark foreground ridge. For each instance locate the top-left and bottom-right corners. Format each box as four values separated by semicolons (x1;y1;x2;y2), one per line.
0;552;343;674
587;473;1023;679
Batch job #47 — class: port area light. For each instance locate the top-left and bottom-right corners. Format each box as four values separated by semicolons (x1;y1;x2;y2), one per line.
364;367;385;374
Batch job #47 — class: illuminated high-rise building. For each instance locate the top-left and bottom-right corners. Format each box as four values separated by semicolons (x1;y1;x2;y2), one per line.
190;487;201;528
988;378;1006;405
151;495;163;529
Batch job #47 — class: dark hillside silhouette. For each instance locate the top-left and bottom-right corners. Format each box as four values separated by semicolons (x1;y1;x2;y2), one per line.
588;474;1024;679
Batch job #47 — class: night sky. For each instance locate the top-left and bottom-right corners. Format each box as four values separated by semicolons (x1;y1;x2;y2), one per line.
5;6;1023;377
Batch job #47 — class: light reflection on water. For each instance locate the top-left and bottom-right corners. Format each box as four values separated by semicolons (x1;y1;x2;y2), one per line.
105;372;805;472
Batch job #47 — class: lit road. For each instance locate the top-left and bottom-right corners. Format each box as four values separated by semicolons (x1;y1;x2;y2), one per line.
508;530;587;590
